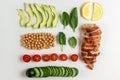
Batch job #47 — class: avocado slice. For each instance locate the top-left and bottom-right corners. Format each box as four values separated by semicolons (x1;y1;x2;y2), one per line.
17;9;27;27
30;4;42;29
35;3;47;28
42;5;53;28
25;3;34;27
49;6;59;27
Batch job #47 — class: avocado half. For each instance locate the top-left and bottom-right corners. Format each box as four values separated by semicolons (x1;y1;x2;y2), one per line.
25;3;34;27
50;6;59;27
17;9;27;27
35;3;47;28
17;3;59;28
42;5;53;28
31;4;42;29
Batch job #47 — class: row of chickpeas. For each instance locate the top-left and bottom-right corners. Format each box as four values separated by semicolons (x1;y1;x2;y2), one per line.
21;32;55;50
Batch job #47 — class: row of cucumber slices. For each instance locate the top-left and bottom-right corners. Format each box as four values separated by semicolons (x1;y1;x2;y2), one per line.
17;3;59;29
26;66;79;78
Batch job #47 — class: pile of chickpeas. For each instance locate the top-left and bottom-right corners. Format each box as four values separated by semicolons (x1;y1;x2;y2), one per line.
21;32;55;50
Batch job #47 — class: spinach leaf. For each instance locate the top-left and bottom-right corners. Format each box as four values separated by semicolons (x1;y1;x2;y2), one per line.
61;12;69;29
69;7;78;32
69;37;77;48
59;32;66;51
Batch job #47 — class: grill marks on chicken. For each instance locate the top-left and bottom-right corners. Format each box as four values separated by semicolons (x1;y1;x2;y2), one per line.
81;24;102;69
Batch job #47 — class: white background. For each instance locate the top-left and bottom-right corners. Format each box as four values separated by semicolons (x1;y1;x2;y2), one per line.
0;0;120;80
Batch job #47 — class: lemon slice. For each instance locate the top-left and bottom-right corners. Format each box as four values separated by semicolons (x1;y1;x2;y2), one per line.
81;2;92;20
92;2;104;21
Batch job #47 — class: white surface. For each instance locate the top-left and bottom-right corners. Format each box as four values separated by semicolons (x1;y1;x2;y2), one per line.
0;0;120;80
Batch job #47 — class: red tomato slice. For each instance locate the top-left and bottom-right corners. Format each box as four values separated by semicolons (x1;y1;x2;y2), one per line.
59;54;68;61
51;53;58;61
32;54;41;62
70;54;78;62
23;54;31;62
42;54;50;62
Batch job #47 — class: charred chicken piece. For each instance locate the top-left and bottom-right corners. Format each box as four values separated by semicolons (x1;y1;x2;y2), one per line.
81;24;102;69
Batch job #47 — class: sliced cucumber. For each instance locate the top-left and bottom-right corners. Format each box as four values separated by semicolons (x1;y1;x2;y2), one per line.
45;67;50;77
54;66;59;76
72;68;79;77
68;68;73;77
52;66;57;76
38;67;44;77
64;67;69;77
26;68;35;77
46;66;52;76
61;67;66;76
26;66;79;78
33;67;40;77
41;67;47;77
58;67;62;76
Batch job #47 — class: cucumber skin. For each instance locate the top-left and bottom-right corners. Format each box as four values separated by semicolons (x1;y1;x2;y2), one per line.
26;66;79;78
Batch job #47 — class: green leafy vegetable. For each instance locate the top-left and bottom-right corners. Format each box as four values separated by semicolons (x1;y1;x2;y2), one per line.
69;7;78;32
69;37;77;48
59;32;66;51
61;12;69;29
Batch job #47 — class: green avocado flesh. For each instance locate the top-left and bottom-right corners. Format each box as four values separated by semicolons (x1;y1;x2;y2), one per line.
49;6;59;27
25;3;34;27
17;9;27;27
35;3;47;28
42;5;53;28
31;4;42;29
17;3;59;28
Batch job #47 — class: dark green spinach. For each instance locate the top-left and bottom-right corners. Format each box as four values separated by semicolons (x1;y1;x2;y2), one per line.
69;7;78;32
59;32;66;51
61;12;69;29
69;37;77;48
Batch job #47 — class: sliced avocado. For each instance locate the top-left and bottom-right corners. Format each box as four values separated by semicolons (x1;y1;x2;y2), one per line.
30;4;42;29
35;3;47;28
49;6;59;27
42;5;53;28
25;3;34;27
17;9;27;27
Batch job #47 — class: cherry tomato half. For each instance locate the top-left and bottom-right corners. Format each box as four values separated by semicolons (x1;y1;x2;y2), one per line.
70;54;78;62
32;54;41;62
50;53;58;61
42;54;50;62
59;54;68;61
23;54;31;62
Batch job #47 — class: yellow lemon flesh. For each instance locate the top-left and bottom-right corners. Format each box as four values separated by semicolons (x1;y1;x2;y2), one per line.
92;2;104;21
81;2;91;20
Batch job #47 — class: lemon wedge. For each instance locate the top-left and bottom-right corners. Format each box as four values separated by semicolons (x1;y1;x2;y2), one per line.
92;2;104;21
81;2;91;20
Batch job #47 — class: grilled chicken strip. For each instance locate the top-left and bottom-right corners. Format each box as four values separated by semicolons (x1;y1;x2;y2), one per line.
81;24;102;69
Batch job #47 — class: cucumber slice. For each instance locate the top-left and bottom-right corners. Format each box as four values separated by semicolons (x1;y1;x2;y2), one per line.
26;68;35;77
58;67;62;76
45;67;50;77
52;66;56;76
68;68;73;77
34;67;40;77
64;67;69;77
41;67;47;77
54;66;59;76
49;66;54;76
26;66;79;78
61;67;66;76
71;68;79;77
38;67;44;77
47;66;52;76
